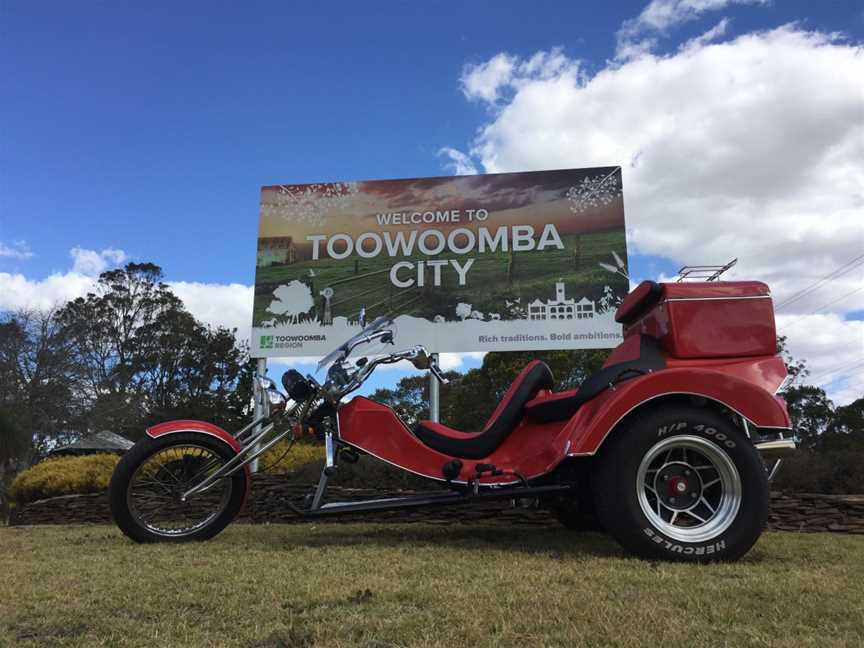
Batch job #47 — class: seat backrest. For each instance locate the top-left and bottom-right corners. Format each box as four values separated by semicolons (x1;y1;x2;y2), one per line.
482;360;554;434
615;280;663;325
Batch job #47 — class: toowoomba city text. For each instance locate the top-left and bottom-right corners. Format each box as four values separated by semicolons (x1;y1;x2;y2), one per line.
305;224;564;288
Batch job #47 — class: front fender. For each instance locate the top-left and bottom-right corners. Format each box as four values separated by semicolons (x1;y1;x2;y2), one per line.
146;419;243;453
566;366;791;456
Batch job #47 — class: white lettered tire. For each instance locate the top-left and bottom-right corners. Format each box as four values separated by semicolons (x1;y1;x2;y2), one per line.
591;405;768;562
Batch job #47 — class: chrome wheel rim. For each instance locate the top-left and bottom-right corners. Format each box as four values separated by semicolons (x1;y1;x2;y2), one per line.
637;435;741;543
127;444;232;537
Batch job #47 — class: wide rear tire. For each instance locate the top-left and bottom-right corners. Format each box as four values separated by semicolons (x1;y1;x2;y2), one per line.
109;432;248;543
592;405;768;562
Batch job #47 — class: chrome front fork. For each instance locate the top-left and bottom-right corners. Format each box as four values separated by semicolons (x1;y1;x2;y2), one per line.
310;429;337;510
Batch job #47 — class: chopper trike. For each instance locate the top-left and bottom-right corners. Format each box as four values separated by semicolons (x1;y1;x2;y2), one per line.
109;279;796;562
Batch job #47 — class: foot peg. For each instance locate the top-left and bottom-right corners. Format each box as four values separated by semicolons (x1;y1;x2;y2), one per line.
475;463;503;477
442;459;462;481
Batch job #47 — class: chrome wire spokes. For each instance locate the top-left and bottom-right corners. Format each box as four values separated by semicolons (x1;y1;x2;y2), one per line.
637;435;741;543
127;445;233;537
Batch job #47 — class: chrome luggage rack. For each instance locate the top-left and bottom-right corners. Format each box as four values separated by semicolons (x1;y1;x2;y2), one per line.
676;258;737;282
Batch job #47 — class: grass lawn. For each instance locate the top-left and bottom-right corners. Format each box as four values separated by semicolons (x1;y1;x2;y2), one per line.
1;524;862;647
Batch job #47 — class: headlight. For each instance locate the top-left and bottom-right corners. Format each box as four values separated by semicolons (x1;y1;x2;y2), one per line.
282;369;315;400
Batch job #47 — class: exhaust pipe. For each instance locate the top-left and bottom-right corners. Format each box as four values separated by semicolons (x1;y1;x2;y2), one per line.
754;438;797;460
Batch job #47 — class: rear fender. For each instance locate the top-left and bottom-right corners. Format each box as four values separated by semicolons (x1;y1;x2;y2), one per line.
566;365;791;456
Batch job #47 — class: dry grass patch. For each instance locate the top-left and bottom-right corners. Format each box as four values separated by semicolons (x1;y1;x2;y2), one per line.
0;524;862;647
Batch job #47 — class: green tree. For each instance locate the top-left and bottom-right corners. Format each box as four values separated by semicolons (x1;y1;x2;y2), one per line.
370;372;460;427
54;263;183;435
782;385;835;451
55;262;253;438
0;309;82;456
137;306;253;432
777;335;809;386
823;398;864;451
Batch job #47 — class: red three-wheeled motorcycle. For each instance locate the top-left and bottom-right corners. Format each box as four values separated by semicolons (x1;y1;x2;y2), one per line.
109;279;796;561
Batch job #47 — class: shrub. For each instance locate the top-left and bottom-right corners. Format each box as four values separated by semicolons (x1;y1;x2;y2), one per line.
773;450;864;494
259;441;324;474
8;453;120;504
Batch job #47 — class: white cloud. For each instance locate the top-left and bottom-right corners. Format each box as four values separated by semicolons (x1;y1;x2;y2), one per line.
777;313;864;405
681;17;730;50
0;240;34;260
617;0;767;59
0;249;254;342
446;26;864;403
0;270;97;312
438;147;478;176
460;48;580;107
167;281;254;338
439;351;486;371
70;247;128;275
460;52;516;104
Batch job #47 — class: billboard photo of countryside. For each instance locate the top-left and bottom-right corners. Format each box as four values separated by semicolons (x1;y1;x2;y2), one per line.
253;167;628;329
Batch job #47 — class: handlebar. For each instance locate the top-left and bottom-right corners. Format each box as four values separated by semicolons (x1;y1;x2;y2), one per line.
323;344;448;400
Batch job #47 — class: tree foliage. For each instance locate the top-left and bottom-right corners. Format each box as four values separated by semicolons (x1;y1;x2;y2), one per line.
0;309;82;463
0;262;253;472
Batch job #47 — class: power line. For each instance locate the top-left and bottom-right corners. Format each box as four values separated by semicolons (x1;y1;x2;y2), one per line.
807;358;864;384
775;253;864;311
779;285;864;331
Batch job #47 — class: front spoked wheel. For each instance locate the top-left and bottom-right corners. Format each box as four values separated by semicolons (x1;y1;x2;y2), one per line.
110;433;248;543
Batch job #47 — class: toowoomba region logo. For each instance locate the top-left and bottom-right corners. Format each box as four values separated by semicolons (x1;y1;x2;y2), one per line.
259;335;274;349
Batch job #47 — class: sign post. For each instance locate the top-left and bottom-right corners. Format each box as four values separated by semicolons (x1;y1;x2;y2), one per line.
429;353;440;422
250;357;267;473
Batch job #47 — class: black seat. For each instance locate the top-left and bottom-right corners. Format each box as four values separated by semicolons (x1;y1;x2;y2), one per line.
414;360;554;459
525;335;666;423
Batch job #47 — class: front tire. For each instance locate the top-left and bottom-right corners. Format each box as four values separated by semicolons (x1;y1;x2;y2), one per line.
592;405;768;562
109;432;248;543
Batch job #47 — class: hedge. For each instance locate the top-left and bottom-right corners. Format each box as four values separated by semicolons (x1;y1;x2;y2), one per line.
772;450;864;494
7;443;334;505
259;441;323;474
8;454;120;505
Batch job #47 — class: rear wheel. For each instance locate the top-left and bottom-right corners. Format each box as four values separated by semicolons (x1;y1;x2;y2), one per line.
592;406;767;562
109;433;247;543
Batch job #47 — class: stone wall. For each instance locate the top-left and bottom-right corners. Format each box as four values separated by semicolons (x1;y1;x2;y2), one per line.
8;474;864;534
768;492;864;533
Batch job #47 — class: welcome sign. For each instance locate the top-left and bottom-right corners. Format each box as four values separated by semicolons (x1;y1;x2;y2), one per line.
251;167;628;357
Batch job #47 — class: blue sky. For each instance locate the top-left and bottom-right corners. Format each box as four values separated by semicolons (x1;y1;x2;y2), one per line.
2;1;863;402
